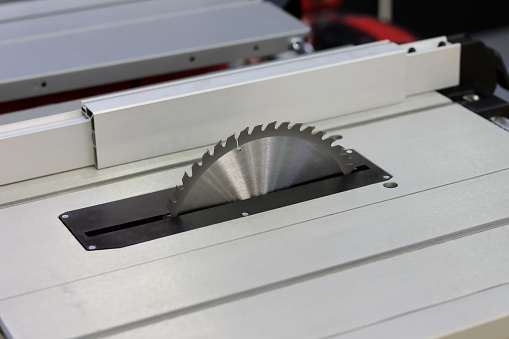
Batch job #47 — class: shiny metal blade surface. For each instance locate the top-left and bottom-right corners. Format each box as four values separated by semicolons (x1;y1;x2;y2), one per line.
168;122;354;216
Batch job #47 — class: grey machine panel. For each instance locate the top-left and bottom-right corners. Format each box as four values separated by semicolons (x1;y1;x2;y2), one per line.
1;100;509;338
0;0;309;102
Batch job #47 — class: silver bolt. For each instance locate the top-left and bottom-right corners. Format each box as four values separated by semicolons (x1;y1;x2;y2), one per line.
88;245;97;250
62;214;69;219
346;150;353;154
242;212;249;217
290;37;304;52
383;175;391;180
462;93;480;103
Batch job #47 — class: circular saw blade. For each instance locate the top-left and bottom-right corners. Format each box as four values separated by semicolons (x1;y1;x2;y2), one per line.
168;122;355;216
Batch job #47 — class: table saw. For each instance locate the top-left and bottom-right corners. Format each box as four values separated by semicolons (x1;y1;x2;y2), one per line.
1;1;509;338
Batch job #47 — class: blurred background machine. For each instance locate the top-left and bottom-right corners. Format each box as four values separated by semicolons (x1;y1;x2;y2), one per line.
1;1;509;338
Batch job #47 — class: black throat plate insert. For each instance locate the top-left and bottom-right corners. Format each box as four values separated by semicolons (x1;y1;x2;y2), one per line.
59;150;392;250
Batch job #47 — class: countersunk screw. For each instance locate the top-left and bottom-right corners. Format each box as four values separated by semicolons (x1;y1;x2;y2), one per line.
383;175;391;180
242;212;249;217
62;214;69;218
88;245;97;250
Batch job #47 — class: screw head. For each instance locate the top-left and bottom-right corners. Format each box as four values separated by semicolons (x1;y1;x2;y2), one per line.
88;245;97;250
290;37;303;51
346;150;353;154
462;93;480;103
62;214;69;219
242;212;249;217
383;175;391;180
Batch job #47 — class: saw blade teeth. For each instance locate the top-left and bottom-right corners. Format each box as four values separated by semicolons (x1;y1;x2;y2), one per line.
213;141;223;154
251;124;263;135
182;172;191;185
191;161;200;172
291;122;304;131
324;137;334;146
310;129;323;137
265;121;277;131
225;134;236;148
302;126;315;134
169;121;358;216
279;121;291;130
239;127;249;139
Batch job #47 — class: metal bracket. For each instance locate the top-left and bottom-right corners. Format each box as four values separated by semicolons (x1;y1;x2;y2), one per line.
440;35;509;126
